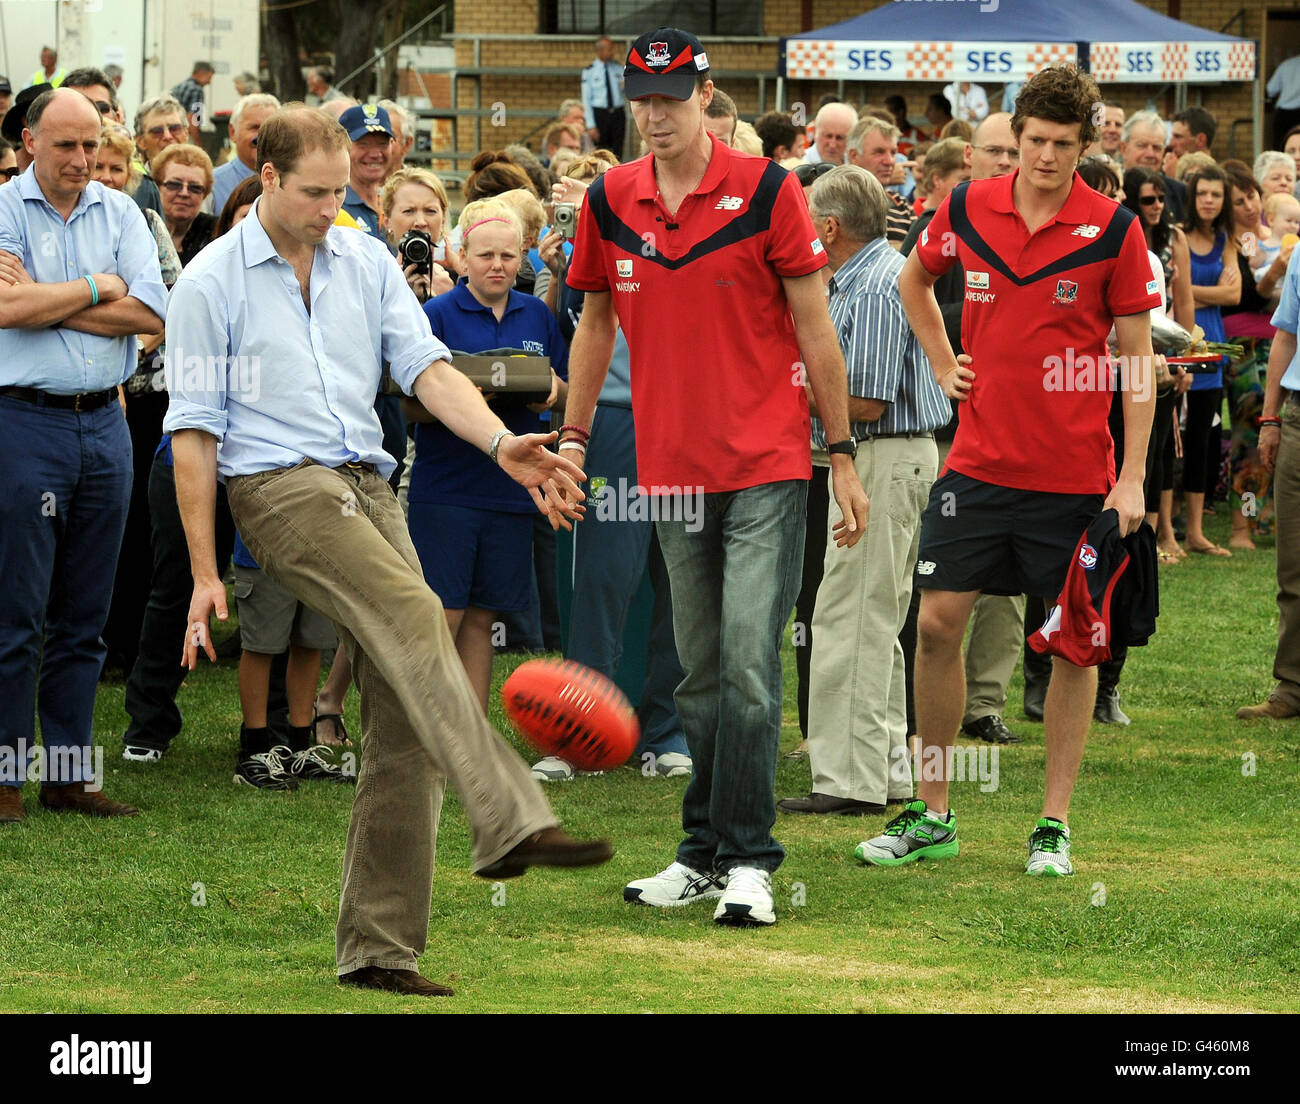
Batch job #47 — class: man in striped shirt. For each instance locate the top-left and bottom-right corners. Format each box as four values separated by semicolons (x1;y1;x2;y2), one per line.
779;165;949;817
848;115;914;248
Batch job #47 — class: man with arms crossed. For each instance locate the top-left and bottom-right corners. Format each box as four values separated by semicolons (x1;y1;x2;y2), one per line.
859;66;1159;876
564;28;868;925
165;106;610;997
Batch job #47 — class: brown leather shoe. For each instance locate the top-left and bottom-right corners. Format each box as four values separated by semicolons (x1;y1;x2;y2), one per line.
476;827;614;880
0;786;24;823
39;782;139;817
1236;699;1300;720
339;966;453;997
778;792;888;815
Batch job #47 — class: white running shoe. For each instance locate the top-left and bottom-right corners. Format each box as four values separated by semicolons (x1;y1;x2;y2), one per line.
653;752;692;778
122;745;162;763
624;861;726;907
713;866;776;926
530;756;575;782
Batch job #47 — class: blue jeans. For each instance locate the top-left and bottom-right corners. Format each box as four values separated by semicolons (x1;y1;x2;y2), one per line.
0;395;131;785
655;479;807;874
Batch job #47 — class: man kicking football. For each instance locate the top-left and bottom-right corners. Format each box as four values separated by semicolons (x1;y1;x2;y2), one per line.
858;65;1159;876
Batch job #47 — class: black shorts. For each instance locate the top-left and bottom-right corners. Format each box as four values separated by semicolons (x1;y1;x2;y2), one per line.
916;470;1104;601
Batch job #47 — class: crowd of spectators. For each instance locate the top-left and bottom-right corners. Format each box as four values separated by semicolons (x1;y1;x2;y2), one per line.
3;38;1298;824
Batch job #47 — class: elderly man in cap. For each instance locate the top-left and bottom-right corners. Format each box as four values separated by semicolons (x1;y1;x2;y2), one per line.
565;27;868;926
340;103;394;241
0;88;167;823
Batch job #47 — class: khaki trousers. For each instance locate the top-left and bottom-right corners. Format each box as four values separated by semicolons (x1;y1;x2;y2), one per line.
227;461;556;975
808;437;937;804
1271;397;1300;708
963;592;1028;723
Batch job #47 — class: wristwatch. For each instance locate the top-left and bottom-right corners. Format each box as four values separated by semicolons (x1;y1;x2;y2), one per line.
827;437;857;460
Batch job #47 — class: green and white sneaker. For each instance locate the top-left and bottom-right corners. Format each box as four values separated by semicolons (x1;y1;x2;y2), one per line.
1026;817;1073;876
853;799;958;866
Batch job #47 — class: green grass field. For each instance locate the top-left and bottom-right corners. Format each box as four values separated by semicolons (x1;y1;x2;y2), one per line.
2;511;1297;1014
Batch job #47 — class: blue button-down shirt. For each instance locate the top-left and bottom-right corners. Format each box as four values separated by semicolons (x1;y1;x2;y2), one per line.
211;158;254;218
162;197;449;479
1271;245;1300;391
581;60;625;128
812;236;949;447
0;168;167;392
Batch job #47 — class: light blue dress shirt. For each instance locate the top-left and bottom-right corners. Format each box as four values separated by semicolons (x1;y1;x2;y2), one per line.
162;197;450;480
0;167;167;392
211;158;254;219
812;237;949;446
1270;244;1300;392
1268;56;1300;111
581;60;625;128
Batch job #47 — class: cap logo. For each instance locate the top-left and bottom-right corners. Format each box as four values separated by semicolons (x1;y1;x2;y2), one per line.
363;105;377;118
695;51;709;70
646;42;672;66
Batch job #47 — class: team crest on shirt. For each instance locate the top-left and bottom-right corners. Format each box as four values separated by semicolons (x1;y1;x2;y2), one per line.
1053;279;1079;306
646;42;672;66
1078;543;1098;570
617;259;633;277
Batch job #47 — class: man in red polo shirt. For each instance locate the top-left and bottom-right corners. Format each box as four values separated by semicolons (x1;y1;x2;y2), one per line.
858;65;1160;877
563;27;868;926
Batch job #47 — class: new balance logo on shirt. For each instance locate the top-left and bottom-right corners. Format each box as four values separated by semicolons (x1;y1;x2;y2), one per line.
715;195;744;210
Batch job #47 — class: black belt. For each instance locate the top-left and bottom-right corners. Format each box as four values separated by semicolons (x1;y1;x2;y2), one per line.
858;431;935;442
0;385;117;412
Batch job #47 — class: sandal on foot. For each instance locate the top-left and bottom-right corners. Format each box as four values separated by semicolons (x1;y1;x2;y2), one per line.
312;707;350;748
1188;543;1232;557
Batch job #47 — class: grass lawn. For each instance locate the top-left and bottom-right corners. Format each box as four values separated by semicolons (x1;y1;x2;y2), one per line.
1;511;1297;1014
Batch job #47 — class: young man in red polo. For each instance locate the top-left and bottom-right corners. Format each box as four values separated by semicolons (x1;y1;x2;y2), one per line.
562;28;869;925
861;65;1160;876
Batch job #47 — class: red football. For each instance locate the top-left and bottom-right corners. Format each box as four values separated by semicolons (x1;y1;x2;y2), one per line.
501;659;639;771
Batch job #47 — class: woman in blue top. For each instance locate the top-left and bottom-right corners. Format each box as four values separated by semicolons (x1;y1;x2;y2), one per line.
402;200;568;712
1182;164;1241;557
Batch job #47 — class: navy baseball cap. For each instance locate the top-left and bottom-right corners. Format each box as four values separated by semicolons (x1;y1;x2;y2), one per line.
338;103;393;142
1;83;51;143
625;28;709;102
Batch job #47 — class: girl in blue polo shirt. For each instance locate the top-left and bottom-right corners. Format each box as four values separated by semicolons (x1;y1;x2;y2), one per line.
403;200;568;712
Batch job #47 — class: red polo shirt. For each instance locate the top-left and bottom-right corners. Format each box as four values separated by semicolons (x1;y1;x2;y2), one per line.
916;169;1161;494
567;132;827;493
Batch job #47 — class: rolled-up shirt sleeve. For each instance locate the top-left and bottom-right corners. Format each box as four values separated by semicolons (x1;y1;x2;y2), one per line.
162;275;231;441
115;203;168;321
378;251;452;394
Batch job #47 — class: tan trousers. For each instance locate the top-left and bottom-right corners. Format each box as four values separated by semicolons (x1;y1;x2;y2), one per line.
1271;396;1300;708
227;461;556;975
963;593;1027;723
808;437;937;804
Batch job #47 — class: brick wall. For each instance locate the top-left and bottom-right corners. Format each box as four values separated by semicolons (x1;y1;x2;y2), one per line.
445;0;1270;162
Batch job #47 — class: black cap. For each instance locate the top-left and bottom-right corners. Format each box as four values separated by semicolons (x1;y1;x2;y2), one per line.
2;83;52;143
0;77;11;95
624;28;709;102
